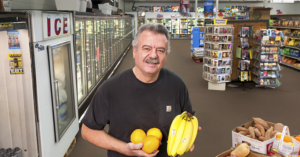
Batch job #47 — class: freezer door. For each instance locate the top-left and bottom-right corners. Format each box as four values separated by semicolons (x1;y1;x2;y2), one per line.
75;21;87;103
48;41;76;142
95;20;102;81
85;20;95;91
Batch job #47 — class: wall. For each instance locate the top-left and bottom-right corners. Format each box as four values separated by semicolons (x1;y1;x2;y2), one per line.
10;0;56;10
125;1;300;14
119;0;125;11
0;29;39;157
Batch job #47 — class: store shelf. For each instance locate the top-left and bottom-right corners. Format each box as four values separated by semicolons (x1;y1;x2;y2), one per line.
261;52;280;55
251;71;259;76
269;26;300;30
271;14;300;16
260;61;280;63
204;57;232;60
280;62;300;70
282;45;300;50
261;44;281;47
281;54;300;61
287;36;300;40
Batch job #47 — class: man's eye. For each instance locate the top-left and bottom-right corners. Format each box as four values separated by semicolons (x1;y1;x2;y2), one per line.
158;50;164;53
144;48;150;51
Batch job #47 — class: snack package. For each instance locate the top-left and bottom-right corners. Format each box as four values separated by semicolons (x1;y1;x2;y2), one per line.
294;20;299;27
289;20;294;27
272;126;300;157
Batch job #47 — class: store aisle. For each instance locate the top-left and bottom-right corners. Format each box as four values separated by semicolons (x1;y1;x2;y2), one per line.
69;40;300;157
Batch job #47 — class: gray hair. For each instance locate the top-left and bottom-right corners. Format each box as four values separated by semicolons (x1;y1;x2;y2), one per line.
132;23;171;54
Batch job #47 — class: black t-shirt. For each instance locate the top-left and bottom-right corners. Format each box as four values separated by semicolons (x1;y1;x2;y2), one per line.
83;68;195;157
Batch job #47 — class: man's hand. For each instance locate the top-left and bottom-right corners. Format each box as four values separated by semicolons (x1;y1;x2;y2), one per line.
124;143;159;157
188;126;202;152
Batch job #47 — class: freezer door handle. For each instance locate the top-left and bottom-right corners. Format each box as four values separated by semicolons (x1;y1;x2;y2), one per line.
54;80;60;110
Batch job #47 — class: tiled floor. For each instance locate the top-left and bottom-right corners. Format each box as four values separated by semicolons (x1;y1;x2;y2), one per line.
69;40;300;157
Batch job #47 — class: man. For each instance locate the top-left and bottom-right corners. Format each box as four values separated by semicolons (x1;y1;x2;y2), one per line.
81;23;201;157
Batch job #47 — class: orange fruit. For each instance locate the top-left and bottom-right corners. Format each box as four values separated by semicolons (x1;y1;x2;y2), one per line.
294;137;300;142
276;134;293;143
130;129;146;144
142;135;160;154
147;128;163;141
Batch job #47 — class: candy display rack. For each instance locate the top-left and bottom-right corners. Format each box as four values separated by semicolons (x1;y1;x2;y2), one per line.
203;24;234;90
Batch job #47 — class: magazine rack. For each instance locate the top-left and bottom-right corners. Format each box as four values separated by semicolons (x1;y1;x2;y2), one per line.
203;24;234;90
251;29;282;89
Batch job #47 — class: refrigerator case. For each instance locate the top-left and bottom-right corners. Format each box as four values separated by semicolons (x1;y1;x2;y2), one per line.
0;10;79;157
180;18;188;39
31;11;79;157
172;19;180;39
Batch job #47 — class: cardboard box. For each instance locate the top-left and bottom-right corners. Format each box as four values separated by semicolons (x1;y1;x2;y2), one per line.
216;148;274;157
232;121;275;155
249;7;272;20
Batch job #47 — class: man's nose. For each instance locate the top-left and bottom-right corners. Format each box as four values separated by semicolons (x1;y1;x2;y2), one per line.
149;48;158;58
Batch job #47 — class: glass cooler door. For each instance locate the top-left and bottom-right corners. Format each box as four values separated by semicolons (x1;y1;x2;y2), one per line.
48;41;76;142
180;18;188;39
95;20;101;81
164;19;172;37
171;19;179;39
85;20;95;91
100;19;107;73
75;21;87;104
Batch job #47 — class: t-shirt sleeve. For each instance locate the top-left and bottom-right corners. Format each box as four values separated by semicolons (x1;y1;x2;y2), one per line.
181;83;195;115
82;86;110;130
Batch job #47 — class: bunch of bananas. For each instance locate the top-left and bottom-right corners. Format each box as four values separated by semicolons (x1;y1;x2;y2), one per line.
167;111;198;156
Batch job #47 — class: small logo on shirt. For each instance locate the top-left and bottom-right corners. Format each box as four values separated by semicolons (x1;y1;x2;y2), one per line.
166;106;172;112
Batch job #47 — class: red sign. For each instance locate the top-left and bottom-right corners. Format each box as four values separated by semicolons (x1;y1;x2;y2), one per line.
43;13;71;39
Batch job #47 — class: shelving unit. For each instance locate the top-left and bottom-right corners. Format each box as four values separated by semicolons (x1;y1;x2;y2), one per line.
252;29;282;88
280;62;300;70
203;24;234;88
269;26;300;30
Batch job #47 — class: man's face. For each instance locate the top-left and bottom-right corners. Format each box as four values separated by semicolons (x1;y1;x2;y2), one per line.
133;30;168;75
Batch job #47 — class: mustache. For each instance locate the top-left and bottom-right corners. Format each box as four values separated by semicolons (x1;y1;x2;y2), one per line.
145;58;160;64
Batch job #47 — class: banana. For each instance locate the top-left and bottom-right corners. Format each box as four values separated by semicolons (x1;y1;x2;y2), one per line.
176;117;193;156
185;116;199;153
167;115;182;156
167;112;187;156
170;114;188;157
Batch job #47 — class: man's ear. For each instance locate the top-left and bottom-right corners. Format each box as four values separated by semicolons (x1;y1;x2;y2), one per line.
133;46;136;59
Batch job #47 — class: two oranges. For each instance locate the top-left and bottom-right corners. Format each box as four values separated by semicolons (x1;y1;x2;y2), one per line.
130;128;162;154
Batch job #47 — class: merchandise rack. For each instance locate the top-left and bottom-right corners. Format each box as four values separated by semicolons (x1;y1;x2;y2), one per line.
236;26;254;91
203;24;234;85
252;29;282;89
269;26;300;30
280;62;300;70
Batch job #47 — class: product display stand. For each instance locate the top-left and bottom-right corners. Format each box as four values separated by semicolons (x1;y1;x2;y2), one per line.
203;24;234;91
251;29;282;89
236;25;254;91
191;27;204;62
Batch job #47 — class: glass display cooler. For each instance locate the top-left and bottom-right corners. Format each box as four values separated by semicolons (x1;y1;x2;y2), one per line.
187;18;196;38
180;18;188;39
156;19;164;24
172;19;180;39
147;18;157;23
0;10;78;157
164;19;172;34
74;13;135;106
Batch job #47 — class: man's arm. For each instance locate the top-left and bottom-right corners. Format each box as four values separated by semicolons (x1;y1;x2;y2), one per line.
81;124;159;157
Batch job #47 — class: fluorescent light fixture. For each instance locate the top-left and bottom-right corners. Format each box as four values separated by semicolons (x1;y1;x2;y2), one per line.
271;0;294;3
271;0;282;3
282;0;294;3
